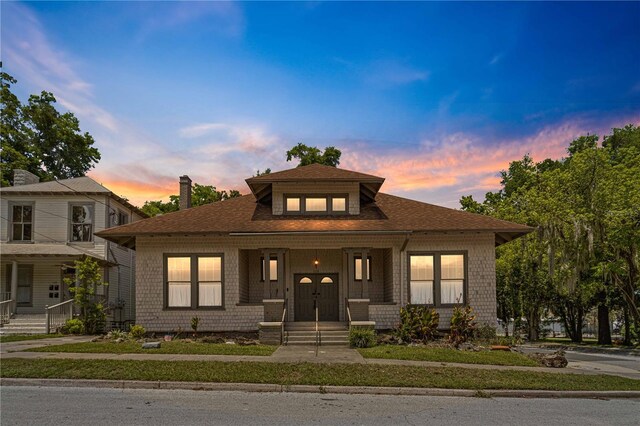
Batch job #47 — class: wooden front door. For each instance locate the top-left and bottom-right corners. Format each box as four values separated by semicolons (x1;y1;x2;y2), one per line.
294;273;339;321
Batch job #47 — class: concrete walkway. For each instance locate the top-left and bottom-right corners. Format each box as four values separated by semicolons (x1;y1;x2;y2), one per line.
2;338;639;380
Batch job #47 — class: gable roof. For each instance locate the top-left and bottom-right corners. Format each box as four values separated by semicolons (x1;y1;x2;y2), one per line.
0;176;148;218
96;192;532;248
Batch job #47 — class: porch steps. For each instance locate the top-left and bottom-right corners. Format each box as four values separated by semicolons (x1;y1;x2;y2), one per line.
0;315;47;335
284;322;350;346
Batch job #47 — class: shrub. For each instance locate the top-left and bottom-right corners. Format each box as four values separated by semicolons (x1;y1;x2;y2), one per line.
108;329;128;340
396;306;440;343
129;325;146;339
449;305;477;346
191;316;200;338
473;324;497;341
349;327;376;348
62;318;85;335
84;303;107;335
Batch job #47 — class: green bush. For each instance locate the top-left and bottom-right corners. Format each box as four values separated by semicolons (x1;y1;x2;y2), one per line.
349;328;376;348
108;329;128;340
449;305;477;346
62;318;85;335
129;325;146;339
396;306;440;343
84;303;106;335
473;324;497;341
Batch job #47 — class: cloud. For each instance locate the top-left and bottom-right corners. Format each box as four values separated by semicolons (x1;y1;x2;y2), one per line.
489;53;503;66
365;60;429;86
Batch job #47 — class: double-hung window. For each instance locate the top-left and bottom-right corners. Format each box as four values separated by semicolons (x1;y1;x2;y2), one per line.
70;204;94;242
11;203;33;241
165;254;224;309
409;253;466;306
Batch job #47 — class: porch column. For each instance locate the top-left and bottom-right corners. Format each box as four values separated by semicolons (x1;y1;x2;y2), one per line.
262;250;271;299
10;261;18;314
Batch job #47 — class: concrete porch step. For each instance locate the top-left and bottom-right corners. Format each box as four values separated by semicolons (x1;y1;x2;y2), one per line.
285;321;349;332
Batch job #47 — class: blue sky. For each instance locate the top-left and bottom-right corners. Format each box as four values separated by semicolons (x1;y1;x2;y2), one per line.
3;1;639;207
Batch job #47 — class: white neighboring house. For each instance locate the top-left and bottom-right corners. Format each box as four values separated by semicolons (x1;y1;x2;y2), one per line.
0;169;147;333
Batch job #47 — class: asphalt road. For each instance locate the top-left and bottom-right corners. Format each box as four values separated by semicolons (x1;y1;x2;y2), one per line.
1;386;639;426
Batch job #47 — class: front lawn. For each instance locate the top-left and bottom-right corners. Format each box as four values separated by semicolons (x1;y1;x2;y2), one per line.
2;358;639;391
27;340;277;356
358;345;539;367
0;334;64;344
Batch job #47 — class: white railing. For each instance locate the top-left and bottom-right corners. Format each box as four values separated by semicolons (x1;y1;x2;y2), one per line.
0;292;12;302
45;299;74;334
0;299;15;325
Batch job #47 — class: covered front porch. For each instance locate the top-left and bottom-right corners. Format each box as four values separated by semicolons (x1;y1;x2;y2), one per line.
237;247;396;343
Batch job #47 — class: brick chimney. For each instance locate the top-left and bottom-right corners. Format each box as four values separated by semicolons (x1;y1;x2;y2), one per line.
179;175;192;210
13;169;40;186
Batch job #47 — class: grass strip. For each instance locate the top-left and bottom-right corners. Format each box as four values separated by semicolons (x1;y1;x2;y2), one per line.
27;340;276;356
0;334;64;343
358;346;539;367
2;359;639;391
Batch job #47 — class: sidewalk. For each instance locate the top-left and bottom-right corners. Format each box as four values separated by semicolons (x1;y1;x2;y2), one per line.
3;339;638;379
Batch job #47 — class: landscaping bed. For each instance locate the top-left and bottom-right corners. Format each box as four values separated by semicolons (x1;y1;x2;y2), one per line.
2;358;639;391
358;345;539;367
26;340;277;356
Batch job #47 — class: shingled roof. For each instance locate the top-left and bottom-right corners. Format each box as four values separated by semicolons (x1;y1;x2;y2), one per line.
96;192;532;248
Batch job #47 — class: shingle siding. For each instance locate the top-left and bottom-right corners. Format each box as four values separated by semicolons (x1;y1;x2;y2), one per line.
134;233;497;332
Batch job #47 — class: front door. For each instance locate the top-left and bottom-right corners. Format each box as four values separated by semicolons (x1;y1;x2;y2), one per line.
294;273;339;321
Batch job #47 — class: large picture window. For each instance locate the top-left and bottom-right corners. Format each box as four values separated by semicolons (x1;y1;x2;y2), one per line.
11;203;33;241
70;204;94;242
165;254;224;309
409;252;466;306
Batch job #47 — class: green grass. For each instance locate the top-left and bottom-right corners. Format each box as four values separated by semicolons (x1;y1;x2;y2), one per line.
0;334;64;343
358;345;539;367
27;340;277;356
2;358;639;391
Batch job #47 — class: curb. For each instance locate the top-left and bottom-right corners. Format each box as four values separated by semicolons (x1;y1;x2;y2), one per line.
2;378;640;399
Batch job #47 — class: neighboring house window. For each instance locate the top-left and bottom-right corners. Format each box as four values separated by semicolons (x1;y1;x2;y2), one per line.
111;210;129;226
260;257;278;281
354;256;371;281
70;204;94;242
165;254;224;309
11;204;33;241
408;253;466;306
283;194;349;215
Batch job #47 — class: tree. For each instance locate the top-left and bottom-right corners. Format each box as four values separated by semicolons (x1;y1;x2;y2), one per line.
64;257;108;334
141;183;241;217
0;72;100;186
255;168;271;176
286;143;341;167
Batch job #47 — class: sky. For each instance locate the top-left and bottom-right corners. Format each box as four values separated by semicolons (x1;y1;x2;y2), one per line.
2;1;639;208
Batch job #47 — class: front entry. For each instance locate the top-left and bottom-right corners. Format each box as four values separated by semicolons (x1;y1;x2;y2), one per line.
294;273;339;321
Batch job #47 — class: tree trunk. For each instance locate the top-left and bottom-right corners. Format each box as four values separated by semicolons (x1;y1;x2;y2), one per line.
597;303;612;345
623;305;632;346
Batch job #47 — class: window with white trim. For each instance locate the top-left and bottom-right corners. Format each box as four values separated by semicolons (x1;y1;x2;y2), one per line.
70;204;94;242
11;204;33;241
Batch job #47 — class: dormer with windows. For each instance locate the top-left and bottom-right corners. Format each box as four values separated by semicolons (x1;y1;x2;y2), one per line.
245;163;384;216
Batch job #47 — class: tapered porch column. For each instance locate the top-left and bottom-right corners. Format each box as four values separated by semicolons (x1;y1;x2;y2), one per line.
10;261;18;314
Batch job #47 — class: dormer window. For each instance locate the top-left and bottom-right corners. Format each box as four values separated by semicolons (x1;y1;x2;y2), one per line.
284;194;349;215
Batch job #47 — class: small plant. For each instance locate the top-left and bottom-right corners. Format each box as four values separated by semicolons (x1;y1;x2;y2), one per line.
449;305;477;346
473;324;497;341
84;302;107;335
62;318;85;335
108;329;128;340
129;325;146;339
396;306;440;343
191;316;200;338
349;327;377;348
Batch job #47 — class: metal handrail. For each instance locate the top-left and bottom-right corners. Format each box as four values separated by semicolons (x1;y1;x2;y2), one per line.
345;298;352;331
315;304;320;354
281;298;287;345
0;299;15;325
45;299;74;334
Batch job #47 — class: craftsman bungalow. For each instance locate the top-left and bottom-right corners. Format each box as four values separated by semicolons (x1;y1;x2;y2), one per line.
97;164;531;343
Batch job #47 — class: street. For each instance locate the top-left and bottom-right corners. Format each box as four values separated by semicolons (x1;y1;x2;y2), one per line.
1;386;638;426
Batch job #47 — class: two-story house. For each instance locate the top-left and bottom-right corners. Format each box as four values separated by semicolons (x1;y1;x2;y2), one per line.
97;164;532;344
0;169;147;332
